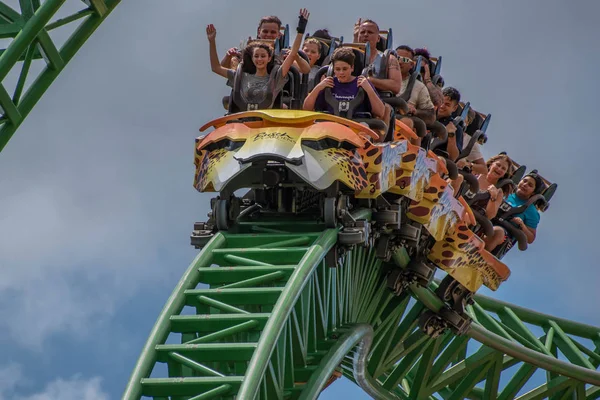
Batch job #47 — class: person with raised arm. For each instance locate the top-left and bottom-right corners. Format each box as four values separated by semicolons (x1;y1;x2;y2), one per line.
206;9;310;109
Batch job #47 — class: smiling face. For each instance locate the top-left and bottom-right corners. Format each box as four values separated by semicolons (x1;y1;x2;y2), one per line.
488;159;510;181
516;176;536;199
302;42;321;66
258;22;280;40
333;60;354;83
252;47;272;70
438;95;458;118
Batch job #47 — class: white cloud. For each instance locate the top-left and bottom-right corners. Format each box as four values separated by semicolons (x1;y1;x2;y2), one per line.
0;365;108;400
15;377;108;400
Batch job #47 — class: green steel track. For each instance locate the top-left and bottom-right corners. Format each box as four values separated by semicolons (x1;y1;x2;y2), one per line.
123;210;600;400
0;0;121;153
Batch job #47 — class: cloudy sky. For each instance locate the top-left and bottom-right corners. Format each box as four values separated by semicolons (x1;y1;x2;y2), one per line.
0;0;599;398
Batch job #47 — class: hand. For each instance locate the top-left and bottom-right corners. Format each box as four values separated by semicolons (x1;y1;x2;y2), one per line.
316;76;334;90
357;76;370;89
353;18;362;39
512;217;525;228
422;62;431;81
445;122;457;134
206;24;217;41
487;186;499;201
226;47;240;58
297;8;310;33
407;104;416;114
456;159;468;169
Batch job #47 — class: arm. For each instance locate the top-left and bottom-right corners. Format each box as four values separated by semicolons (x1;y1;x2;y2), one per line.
368;56;402;94
281;9;310;77
303;77;333;111
294;52;312;74
353;18;362;42
485;187;503;219
470;158;487;175
422;63;443;107
513;217;537;244
206;25;231;78
412;84;435;124
359;76;385;118
445;123;460;160
414;108;435;124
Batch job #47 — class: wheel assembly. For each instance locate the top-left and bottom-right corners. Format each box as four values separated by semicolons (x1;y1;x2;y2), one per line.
419;310;448;339
324;197;337;228
214;199;230;231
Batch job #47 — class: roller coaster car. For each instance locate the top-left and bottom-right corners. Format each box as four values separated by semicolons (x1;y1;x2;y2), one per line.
192;109;511;305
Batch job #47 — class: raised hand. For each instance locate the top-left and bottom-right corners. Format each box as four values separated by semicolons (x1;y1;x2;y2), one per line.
206;24;217;41
353;18;362;40
422;62;431;81
297;8;310;33
226;47;240;58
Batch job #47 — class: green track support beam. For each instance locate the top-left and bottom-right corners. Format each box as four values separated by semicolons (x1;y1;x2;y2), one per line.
124;214;600;399
0;0;122;153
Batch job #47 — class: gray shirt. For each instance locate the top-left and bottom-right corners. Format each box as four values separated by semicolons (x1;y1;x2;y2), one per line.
307;65;321;91
227;65;289;108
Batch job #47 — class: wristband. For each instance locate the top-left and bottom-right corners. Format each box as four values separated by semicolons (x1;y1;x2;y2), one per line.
297;15;308;33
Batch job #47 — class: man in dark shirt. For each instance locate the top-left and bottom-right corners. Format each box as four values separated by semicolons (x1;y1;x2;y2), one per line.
436;87;463;161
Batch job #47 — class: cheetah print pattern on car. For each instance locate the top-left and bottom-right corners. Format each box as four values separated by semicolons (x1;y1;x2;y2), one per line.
429;238;507;291
193;111;511;294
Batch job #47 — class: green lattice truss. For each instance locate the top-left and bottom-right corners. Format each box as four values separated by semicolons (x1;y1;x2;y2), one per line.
0;0;121;153
123;210;600;400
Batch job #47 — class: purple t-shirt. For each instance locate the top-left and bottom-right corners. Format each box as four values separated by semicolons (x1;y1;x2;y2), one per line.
314;77;376;116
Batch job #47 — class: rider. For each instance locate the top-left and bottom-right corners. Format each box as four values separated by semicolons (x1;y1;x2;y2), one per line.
207;9;310;109
413;48;443;108
436;87;463;161
486;173;544;251
472;154;514;250
221;15;310;74
302;47;385;120
301;37;326;90
394;45;435;145
220;16;283;69
353;19;402;95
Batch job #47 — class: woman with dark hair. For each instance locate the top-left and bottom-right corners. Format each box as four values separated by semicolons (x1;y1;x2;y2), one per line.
206;9;310;109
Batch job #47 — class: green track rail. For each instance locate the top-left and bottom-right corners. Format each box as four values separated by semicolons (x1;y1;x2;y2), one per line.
123;211;600;400
0;0;121;153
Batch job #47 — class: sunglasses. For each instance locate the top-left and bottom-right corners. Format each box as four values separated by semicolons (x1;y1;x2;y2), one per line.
397;56;413;64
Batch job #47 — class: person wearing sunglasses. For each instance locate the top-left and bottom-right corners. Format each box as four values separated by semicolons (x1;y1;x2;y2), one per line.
395;45;435;125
